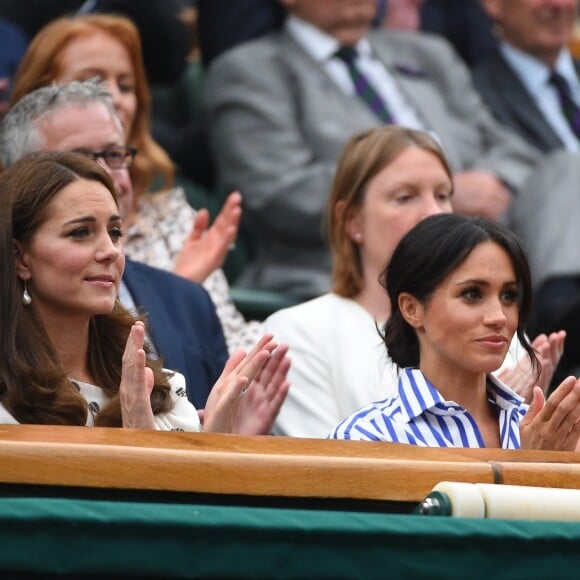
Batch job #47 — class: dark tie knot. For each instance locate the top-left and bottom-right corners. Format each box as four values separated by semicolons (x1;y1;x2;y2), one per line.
335;45;358;65
549;70;571;94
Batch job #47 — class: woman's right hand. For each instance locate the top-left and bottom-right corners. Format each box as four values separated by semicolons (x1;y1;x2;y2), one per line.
203;334;277;433
119;321;156;430
519;377;580;451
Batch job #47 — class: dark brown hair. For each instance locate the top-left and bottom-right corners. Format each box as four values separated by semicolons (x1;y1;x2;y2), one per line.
382;213;539;377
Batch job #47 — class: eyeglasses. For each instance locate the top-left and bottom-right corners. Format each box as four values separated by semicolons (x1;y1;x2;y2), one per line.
74;146;138;169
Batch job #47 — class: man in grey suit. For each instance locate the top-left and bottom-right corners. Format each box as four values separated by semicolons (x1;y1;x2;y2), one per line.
205;0;537;299
474;1;580;337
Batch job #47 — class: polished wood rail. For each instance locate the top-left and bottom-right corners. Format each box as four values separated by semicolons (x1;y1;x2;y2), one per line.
0;424;579;503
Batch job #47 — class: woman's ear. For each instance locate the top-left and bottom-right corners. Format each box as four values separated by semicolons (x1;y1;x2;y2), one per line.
14;241;31;281
398;292;424;329
337;200;363;244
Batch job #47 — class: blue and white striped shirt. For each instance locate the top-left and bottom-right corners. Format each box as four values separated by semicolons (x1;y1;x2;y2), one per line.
330;368;528;449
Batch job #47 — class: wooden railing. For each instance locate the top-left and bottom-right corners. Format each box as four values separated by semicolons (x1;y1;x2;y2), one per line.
0;424;579;503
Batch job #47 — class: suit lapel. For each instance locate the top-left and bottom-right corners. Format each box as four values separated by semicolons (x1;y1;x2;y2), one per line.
489;50;562;151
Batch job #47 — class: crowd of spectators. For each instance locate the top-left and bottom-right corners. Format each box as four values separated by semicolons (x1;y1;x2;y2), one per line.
0;0;579;452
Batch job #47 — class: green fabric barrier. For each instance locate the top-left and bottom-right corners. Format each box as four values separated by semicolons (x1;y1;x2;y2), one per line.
0;497;579;578
229;287;300;321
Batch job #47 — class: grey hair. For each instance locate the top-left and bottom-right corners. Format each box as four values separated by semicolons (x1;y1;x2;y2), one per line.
0;79;118;167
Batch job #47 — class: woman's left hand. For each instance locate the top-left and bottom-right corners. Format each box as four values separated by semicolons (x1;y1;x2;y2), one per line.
203;334;277;433
520;378;580;451
119;321;156;429
235;343;291;435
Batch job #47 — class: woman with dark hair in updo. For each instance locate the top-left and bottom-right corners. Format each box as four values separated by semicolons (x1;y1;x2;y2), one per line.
331;214;580;451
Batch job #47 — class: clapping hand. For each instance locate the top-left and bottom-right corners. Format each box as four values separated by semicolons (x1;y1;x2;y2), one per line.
532;331;566;395
120;321;156;429
203;334;278;433
235;343;291;434
519;377;580;452
174;191;242;283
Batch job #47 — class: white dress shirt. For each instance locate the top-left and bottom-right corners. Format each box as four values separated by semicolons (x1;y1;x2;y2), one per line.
286;15;425;130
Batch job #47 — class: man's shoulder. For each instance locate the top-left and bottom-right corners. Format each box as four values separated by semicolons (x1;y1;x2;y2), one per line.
473;46;508;80
209;29;288;69
370;29;457;57
124;259;210;301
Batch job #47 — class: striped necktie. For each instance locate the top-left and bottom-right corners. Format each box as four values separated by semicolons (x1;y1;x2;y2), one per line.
549;70;580;139
335;45;394;124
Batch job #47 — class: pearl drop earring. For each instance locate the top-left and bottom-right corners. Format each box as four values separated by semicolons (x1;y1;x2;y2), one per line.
22;281;32;306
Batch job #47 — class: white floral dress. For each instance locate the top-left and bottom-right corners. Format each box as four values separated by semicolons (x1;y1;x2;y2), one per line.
0;372;201;431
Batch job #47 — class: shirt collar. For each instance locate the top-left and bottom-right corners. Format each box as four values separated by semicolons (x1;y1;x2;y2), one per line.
397;368;524;423
486;373;525;410
500;41;578;92
554;48;580;89
285;14;371;63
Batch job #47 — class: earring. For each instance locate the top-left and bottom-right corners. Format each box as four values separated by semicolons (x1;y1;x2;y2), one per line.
22;281;31;306
354;232;363;242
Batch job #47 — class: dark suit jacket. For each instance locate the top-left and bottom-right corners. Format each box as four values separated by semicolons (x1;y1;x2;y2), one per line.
197;0;285;68
421;0;496;68
123;259;228;409
473;47;577;153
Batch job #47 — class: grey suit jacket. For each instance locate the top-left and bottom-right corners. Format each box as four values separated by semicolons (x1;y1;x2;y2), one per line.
205;29;537;298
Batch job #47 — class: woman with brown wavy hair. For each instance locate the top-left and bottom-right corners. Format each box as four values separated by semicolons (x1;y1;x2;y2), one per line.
0;151;272;430
11;13;261;354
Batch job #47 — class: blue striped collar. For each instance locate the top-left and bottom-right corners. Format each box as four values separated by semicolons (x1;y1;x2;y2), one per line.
397;368;524;424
